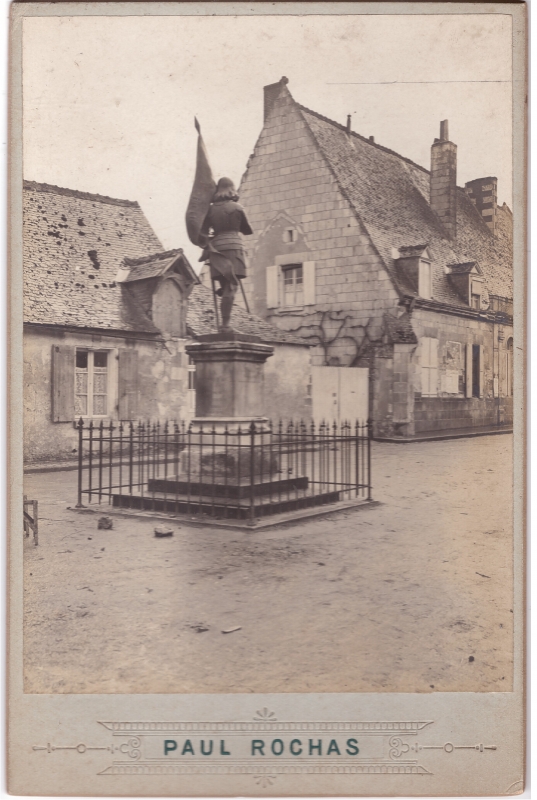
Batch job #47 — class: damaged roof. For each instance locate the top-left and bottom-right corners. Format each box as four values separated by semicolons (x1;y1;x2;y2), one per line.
296;103;513;305
23;181;308;345
23;180;164;333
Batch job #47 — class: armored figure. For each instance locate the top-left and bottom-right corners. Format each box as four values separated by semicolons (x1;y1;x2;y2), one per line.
199;178;253;331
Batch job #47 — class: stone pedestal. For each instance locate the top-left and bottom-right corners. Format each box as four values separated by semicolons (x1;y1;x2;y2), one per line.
182;333;277;485
186;332;274;423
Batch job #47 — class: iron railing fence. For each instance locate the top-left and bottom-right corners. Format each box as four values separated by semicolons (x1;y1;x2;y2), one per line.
76;418;372;521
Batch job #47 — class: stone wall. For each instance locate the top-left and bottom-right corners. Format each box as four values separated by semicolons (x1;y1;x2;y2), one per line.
23;327;191;464
414;396;513;433
263;343;312;422
410;307;513;433
24;328;312;463
239;86;399;339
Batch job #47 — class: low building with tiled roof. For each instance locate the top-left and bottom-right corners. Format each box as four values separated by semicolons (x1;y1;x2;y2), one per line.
239;77;514;438
23;180;311;463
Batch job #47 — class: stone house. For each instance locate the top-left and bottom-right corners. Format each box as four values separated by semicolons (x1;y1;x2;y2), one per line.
239;78;514;438
23;180;310;464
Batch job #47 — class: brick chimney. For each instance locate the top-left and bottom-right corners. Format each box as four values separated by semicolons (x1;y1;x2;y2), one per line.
464;176;498;234
430;120;457;239
263;76;289;122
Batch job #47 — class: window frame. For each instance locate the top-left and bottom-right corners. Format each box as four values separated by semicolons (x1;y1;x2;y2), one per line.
418;259;433;300
281;263;304;308
75;347;117;420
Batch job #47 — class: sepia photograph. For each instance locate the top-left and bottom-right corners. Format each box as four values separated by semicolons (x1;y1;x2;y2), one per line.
9;3;525;795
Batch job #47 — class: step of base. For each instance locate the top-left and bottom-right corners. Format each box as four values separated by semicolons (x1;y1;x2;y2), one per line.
112;490;341;519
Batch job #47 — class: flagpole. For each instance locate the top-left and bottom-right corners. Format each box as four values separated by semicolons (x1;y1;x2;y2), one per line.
239;279;251;315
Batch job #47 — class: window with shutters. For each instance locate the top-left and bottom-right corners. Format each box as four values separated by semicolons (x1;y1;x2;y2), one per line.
282;264;303;307
266;261;316;309
75;349;109;417
420;337;438;397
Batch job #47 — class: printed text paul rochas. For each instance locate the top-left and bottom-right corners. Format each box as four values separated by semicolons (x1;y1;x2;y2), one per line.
163;739;360;757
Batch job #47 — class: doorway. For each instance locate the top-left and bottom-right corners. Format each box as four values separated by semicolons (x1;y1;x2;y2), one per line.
311;366;369;424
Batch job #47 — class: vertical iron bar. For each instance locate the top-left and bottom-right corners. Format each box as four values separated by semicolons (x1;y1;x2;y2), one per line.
237;425;242;519
198;423;203;515
186;423;192;514
268;420;273;518
367;417;372;500
118;422;124;509
332;421;337;502
174;422;180;515
223;423;229;519
139;421;145;507
211;423;216;517
76;418;84;507
88;421;94;504
163;421;169;513
249;421;256;523
108;421;113;504
310;420;315;506
278;420;283;510
97;421;104;503
128;422;134;495
151;422;156;511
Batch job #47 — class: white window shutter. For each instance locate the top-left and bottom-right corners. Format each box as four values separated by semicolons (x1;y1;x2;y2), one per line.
465;343;473;398
303;261;316;305
420;338;429;396
429;338;438;396
418;261;432;300
51;345;75;422
478;344;485;398
266;265;280;309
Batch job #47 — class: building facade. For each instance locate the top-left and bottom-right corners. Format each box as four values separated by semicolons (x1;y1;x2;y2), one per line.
23;181;311;464
238;78;514;438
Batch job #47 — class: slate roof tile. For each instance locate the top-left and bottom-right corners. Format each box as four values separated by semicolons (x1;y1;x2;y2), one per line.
23;180;163;333
297;104;512;307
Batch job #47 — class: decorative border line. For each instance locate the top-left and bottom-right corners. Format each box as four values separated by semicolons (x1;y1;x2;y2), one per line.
98;720;432;734
98;762;431;776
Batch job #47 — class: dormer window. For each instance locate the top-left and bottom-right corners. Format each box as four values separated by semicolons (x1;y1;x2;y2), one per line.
394;244;433;299
117;249;199;337
446;261;484;308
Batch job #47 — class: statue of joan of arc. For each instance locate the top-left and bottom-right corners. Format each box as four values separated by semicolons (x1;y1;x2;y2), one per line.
185;120;253;332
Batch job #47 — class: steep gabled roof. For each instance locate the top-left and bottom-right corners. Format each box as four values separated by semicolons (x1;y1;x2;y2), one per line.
23;180;164;333
121;248;198;284
294;102;512;305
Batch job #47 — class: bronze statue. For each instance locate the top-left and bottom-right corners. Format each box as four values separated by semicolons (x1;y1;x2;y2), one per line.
185;121;252;332
199;178;253;330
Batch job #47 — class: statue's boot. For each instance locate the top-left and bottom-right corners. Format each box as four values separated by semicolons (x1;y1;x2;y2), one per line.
220;295;234;331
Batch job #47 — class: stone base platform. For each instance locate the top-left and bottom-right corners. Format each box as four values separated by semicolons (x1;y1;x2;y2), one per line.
112;488;341;520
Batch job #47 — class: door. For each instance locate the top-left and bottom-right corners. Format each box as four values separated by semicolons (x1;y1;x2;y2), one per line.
311;366;369;424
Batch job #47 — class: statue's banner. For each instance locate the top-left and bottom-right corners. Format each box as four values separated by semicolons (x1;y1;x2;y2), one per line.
185;119;216;247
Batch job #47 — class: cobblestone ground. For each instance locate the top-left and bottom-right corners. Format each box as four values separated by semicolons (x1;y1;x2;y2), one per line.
23;435;513;694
